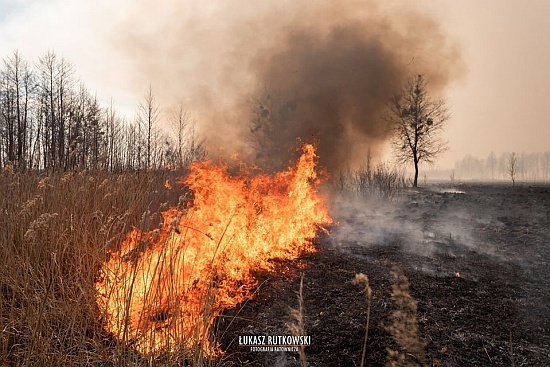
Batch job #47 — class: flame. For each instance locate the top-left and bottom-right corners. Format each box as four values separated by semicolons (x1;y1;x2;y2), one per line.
95;144;331;355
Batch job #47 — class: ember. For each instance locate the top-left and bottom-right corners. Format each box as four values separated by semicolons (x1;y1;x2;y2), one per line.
95;144;331;355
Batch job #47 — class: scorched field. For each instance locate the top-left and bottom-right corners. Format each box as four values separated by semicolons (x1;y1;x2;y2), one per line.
1;166;549;366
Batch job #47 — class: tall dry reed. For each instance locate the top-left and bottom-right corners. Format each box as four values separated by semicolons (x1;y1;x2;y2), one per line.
0;169;208;366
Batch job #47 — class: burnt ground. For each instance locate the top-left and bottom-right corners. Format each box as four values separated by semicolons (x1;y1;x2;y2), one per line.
217;183;550;367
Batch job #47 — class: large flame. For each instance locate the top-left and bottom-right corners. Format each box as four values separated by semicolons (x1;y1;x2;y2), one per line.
95;144;331;355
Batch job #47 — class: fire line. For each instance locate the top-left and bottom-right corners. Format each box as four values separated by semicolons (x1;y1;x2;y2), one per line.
95;144;332;355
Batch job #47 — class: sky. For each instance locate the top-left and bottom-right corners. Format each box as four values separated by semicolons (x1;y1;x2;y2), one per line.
0;0;549;169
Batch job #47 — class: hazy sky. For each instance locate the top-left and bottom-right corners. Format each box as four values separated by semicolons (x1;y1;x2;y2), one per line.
0;0;549;168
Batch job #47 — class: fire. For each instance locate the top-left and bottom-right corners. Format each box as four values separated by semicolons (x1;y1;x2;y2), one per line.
95;144;331;355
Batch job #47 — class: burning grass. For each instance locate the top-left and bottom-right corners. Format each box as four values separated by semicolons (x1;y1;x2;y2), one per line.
4;153;544;366
0;144;332;366
95;144;331;357
0;169;178;366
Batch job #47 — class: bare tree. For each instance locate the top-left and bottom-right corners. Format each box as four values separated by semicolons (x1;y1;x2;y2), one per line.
0;56;17;165
168;103;207;168
138;84;160;168
104;100;123;172
508;152;518;186
543;150;550;181
0;50;217;172
169;102;189;168
122;122;138;170
1;51;35;170
0;50;146;172
486;151;497;180
36;51;76;170
385;74;449;187
183;119;207;165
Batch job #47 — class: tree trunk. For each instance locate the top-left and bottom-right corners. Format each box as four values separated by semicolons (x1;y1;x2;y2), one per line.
413;159;419;188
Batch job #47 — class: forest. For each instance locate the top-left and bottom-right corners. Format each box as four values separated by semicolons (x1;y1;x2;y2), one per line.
0;51;204;173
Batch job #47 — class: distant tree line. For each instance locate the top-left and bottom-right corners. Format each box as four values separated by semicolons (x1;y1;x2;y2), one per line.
0;50;205;172
454;151;550;181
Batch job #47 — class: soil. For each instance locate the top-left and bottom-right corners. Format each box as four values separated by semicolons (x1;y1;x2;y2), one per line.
217;183;550;367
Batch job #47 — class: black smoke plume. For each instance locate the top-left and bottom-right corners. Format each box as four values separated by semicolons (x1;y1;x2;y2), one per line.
114;1;462;172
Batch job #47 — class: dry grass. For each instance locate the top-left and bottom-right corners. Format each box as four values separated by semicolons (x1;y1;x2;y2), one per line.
385;267;427;367
0;169;214;366
353;273;372;367
1;168;433;367
286;276;307;367
335;162;406;200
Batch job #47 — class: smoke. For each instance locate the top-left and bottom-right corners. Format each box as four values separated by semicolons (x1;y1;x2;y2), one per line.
113;0;462;172
328;187;491;278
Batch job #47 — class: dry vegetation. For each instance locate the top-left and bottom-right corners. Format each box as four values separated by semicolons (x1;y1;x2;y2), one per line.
384;268;427;367
335;161;407;200
0;166;441;367
0;166;419;367
0;168;188;366
26;163;544;367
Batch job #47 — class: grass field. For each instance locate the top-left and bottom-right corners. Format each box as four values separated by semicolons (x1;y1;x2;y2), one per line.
3;167;548;366
0;170;186;366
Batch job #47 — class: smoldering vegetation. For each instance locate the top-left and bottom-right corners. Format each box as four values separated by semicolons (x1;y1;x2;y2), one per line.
114;0;463;173
220;182;550;366
330;180;550;356
329;182;550;275
329;187;479;266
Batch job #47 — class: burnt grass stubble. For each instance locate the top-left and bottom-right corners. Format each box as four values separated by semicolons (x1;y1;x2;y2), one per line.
218;183;550;366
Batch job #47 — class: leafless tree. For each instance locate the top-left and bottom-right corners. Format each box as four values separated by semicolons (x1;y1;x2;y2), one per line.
168;103;207;168
122;122;137;170
385;74;449;187
138;84;160;168
169;102;188;168
184;119;207;165
0;51;156;172
486;151;497;180
0;55;18;165
103;100;123;172
0;51;35;170
0;51;215;172
36;51;76;170
508;152;518;186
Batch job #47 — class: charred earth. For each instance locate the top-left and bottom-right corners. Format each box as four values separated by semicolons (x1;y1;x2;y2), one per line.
219;183;550;366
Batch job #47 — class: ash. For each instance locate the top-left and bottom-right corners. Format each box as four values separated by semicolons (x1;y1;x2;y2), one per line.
220;183;550;366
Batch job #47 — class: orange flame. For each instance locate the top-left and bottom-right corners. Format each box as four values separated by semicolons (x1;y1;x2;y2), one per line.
95;144;331;355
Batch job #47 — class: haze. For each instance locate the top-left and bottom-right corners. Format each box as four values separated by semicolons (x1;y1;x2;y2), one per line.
0;0;548;169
